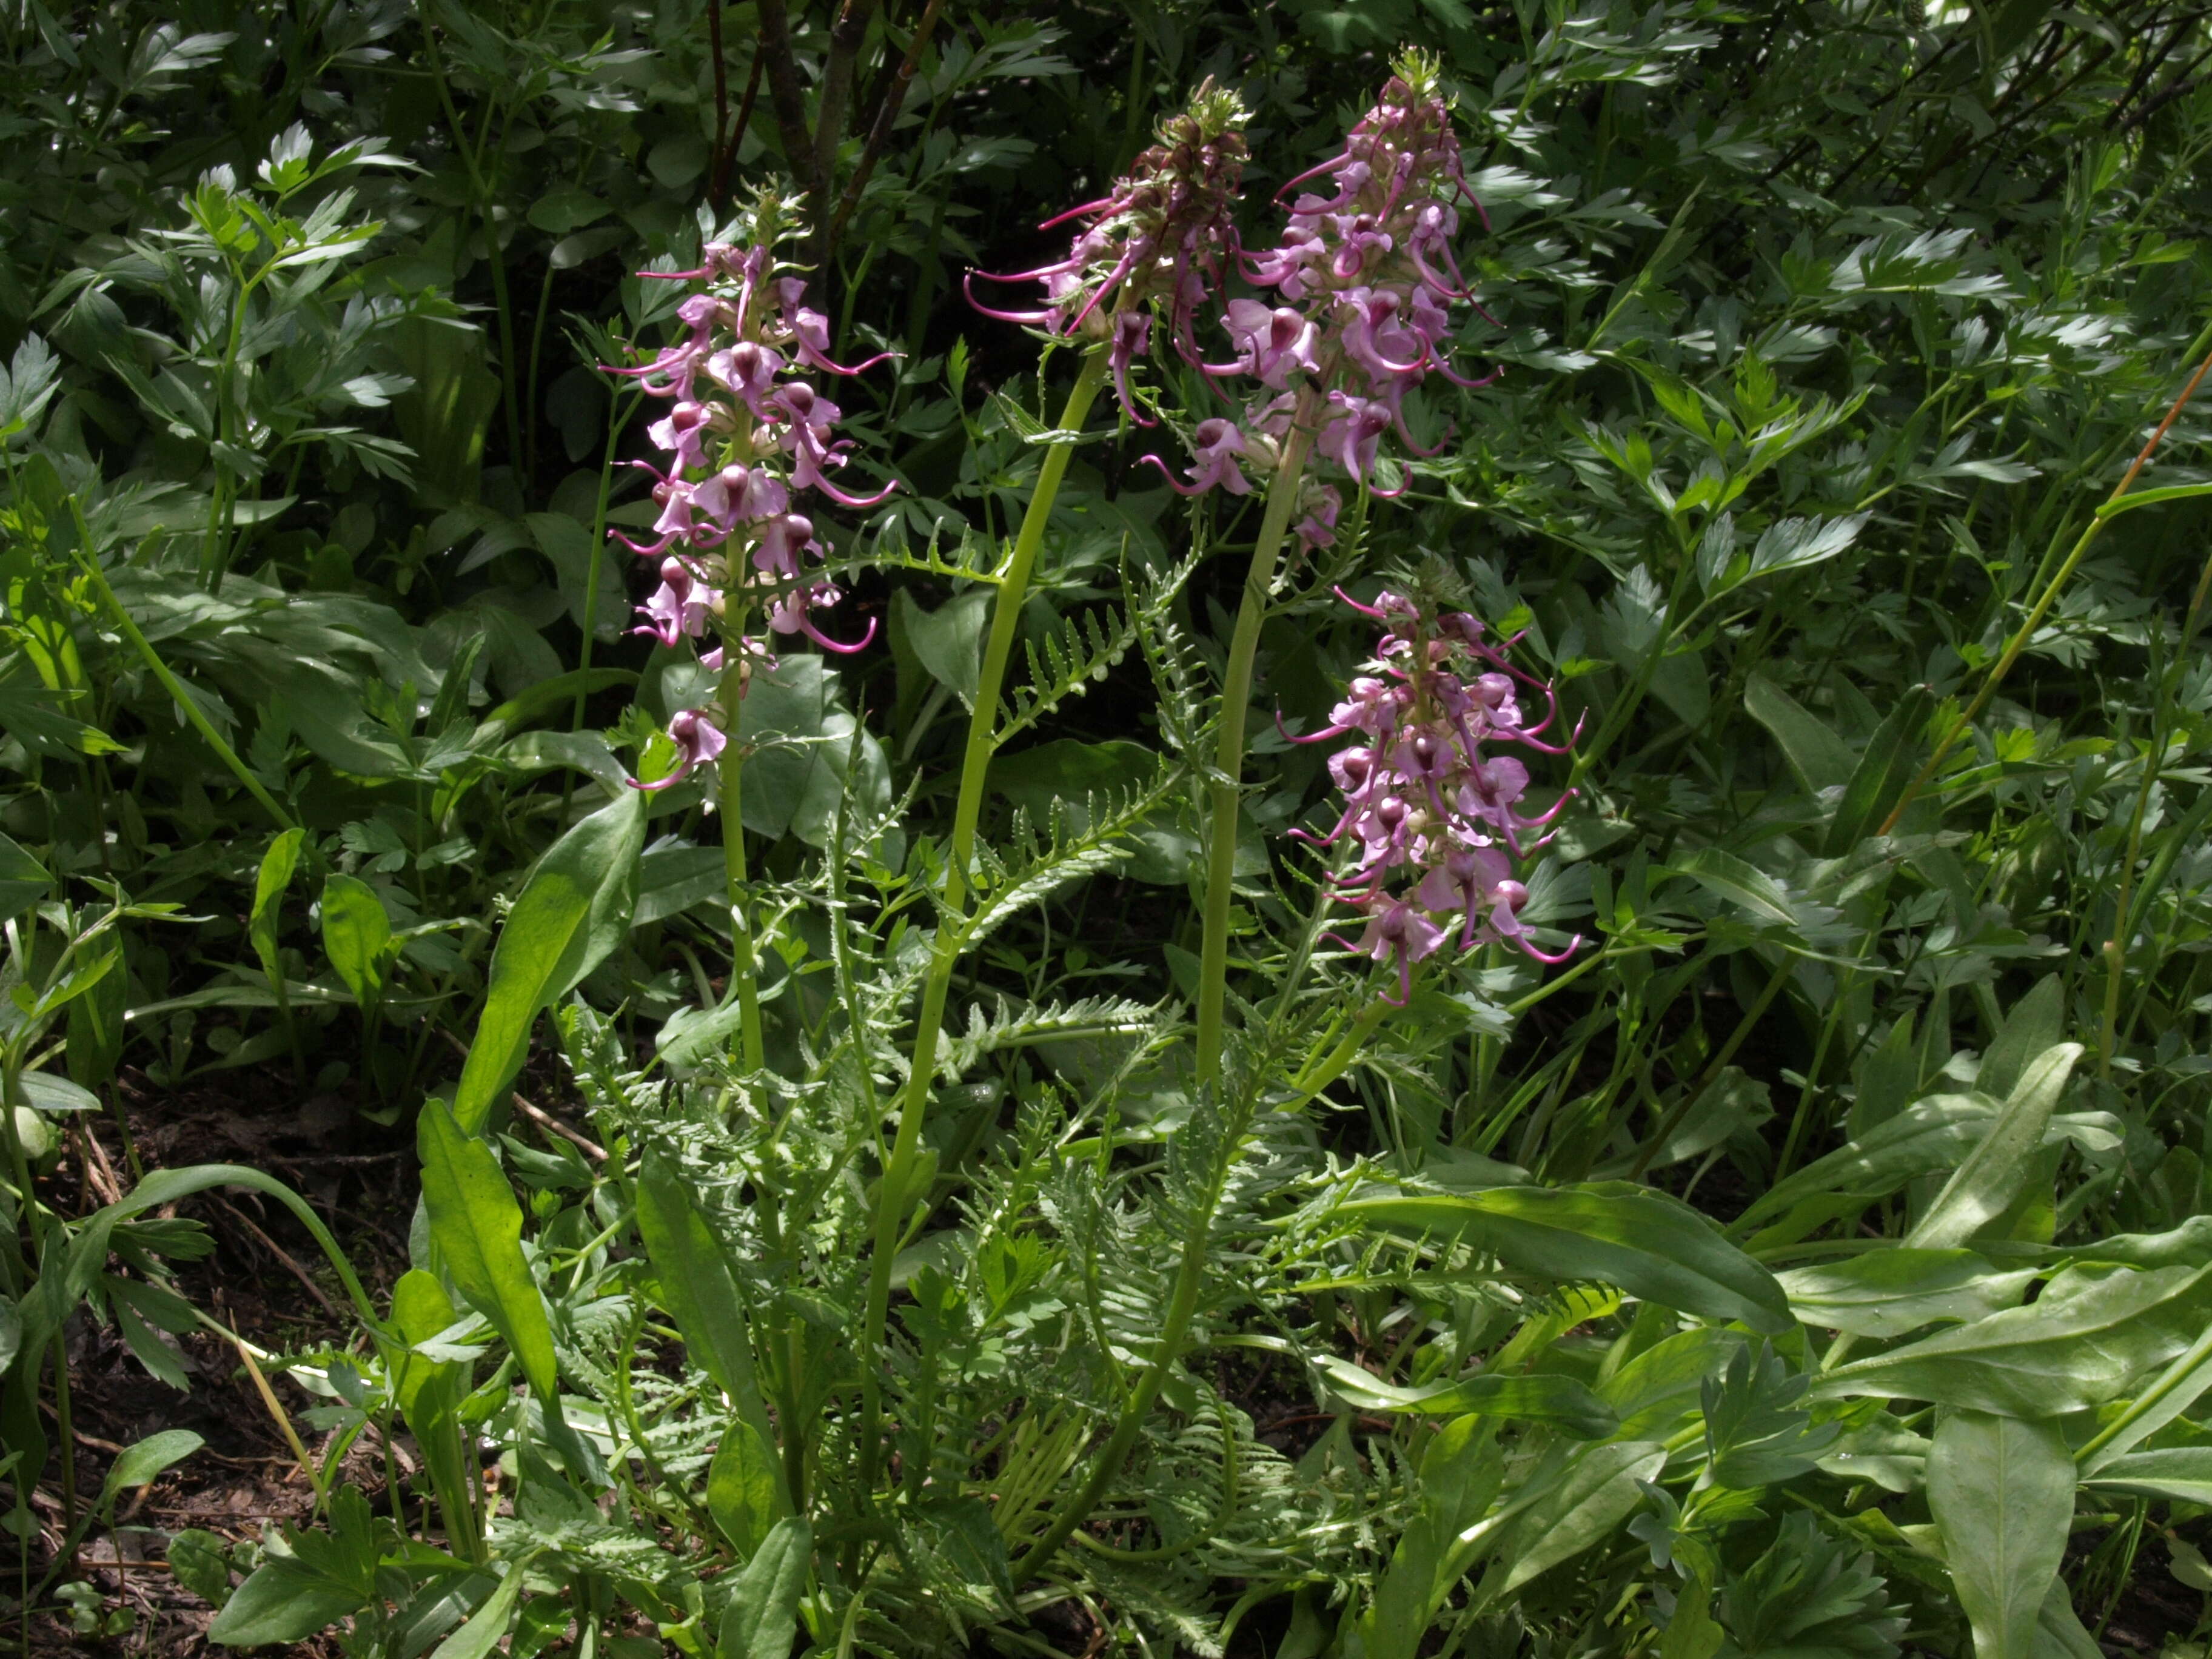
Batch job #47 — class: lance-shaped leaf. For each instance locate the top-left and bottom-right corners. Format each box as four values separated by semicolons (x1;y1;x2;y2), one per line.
1740;1095;1996;1227
1928;1410;2072;1659
1312;1355;1618;1438
718;1517;811;1659
1778;1249;2037;1338
1350;1183;1791;1333
2081;1447;2212;1505
1815;1262;2212;1415
417;1101;558;1406
635;1147;789;1515
454;789;643;1135
1907;1044;2079;1250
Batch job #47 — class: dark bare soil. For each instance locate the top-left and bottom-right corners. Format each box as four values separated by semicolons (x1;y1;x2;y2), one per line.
23;1063;412;1657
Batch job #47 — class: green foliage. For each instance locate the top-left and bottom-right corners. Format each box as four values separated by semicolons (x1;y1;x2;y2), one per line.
7;0;2212;1654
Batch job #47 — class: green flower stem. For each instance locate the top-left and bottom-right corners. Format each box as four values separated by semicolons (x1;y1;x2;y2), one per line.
1193;404;1319;1087
1008;1126;1229;1583
855;344;1108;1496
720;648;766;1076
78;543;298;836
946;346;1110;902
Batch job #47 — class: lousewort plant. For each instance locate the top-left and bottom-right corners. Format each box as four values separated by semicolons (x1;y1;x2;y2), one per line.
215;55;1608;1659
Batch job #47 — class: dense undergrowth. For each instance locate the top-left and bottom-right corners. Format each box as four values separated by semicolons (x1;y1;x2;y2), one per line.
5;1;2212;1656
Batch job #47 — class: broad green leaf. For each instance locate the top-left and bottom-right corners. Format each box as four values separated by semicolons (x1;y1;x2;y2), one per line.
636;1148;788;1511
708;1421;780;1559
1848;1013;1920;1139
453;789;643;1136
1358;1416;1506;1659
1928;1410;2071;1659
0;1300;18;1379
428;1553;537;1659
0;830;50;920
1822;685;1932;856
2079;1447;2212;1505
64;943;126;1090
16;1071;99;1113
894;587;990;705
1311;1355;1618;1438
734;657;893;849
12;949;116;1023
2035;1581;2103;1659
526;186;610;235
1778;1250;2037;1337
1977;977;2065;1102
1908;1044;2080;1250
2079;1324;2212;1472
1484;1440;1668;1594
318;873;390;1005
99;1428;204;1502
633;841;726;927
1817;1262;2212;1415
417;1101;558;1405
250;828;306;982
167;1529;233;1610
1352;1183;1792;1334
389;1269;475;1552
717;1516;811;1659
1601;1327;1740;1438
209;1555;370;1646
1661;1576;1724;1659
1741;1095;1995;1226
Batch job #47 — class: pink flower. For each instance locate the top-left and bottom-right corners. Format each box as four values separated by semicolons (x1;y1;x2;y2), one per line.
1335;897;1444;1005
1295;483;1342;554
708;341;785;414
1214;300;1321;388
629;706;728;793
1413;843;1512;948
646;401;717;473
765;582;876;654
635;556;719;648
752;512;818;581
775;277;894;376
1317;392;1394;488
1148;417;1252;497
603;192;900;686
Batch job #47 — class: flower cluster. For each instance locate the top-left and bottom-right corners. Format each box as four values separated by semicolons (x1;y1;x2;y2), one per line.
967;81;1248;417
605;195;892;791
1296;589;1579;1003
1155;52;1494;548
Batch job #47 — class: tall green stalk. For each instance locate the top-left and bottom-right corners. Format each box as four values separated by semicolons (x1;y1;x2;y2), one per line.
1193;401;1318;1086
720;643;766;1076
854;345;1108;1493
